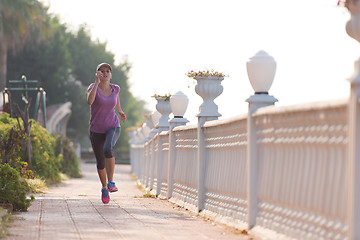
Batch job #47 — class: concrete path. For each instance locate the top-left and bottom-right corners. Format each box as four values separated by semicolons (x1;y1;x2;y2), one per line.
7;162;257;240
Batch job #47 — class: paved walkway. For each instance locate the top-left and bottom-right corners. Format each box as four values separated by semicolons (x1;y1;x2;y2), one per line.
7;162;257;240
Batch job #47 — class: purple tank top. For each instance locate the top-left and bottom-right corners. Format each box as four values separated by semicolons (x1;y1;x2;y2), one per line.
88;83;120;133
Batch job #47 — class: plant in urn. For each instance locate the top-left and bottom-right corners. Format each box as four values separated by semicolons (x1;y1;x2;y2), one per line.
187;70;226;117
152;94;172;131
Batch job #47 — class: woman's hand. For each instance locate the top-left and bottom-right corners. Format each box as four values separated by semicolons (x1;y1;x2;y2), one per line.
95;71;102;85
118;111;126;122
87;72;101;105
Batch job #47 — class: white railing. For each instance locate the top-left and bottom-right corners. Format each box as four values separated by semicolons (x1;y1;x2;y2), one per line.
128;10;360;238
129;97;350;239
253;100;348;239
202;116;248;228
171;124;198;212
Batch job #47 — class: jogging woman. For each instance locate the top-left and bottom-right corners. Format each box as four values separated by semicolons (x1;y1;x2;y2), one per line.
87;62;126;204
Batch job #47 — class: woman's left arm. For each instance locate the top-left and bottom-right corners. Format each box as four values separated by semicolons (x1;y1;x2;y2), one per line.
116;95;126;122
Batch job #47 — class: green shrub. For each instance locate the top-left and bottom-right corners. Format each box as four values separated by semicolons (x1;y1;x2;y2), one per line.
0;113;14;125
0;113;61;183
55;136;82;178
0;164;33;211
0;114;27;169
0;113;19;151
0;114;34;179
30;121;62;183
0;113;84;185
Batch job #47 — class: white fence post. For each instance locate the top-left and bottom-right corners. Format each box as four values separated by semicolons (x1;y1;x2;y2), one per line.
347;58;360;240
194;75;224;212
344;5;360;238
167;91;189;199
246;51;277;229
142;125;152;189
167;118;188;198
152;98;171;193
136;127;147;185
154;134;162;195
128;130;136;174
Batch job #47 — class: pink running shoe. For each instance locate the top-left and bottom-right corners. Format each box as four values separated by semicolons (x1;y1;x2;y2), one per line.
107;180;118;192
101;187;110;204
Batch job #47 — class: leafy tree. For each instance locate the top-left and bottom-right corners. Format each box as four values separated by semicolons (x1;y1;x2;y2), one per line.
7;15;86;140
67;25;114;87
0;0;50;91
7;4;147;159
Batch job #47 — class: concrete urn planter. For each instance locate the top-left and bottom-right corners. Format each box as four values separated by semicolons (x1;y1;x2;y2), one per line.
194;75;224;117
346;1;360;42
155;97;172;130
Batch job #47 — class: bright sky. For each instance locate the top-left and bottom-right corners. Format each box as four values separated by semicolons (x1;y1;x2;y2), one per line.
40;0;359;123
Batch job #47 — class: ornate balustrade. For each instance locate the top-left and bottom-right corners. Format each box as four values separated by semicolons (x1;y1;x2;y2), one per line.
128;38;360;239
129;97;350;239
253;100;348;239
171;124;198;212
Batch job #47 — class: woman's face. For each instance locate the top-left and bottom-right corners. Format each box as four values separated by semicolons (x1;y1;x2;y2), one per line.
98;66;112;81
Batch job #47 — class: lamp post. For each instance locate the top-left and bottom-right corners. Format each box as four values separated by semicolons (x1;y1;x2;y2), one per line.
170;91;189;118
144;112;156;141
148;110;161;139
246;50;278;230
152;110;161;127
247;50;276;94
141;123;151;140
167;91;189;199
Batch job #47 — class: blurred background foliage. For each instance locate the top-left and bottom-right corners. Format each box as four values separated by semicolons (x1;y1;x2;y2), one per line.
1;0;148;162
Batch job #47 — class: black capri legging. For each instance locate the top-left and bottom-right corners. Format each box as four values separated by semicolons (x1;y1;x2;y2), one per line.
90;127;121;169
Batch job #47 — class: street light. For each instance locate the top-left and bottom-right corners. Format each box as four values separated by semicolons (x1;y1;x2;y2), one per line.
151;110;161;128
246;50;276;94
170;91;189;118
245;50;278;229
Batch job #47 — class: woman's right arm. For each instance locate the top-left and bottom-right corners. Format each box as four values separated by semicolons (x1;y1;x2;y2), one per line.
87;73;100;105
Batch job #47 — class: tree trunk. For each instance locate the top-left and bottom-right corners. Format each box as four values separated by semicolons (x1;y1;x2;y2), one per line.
24;102;32;165
15;101;32;165
26;122;32;165
0;37;7;91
